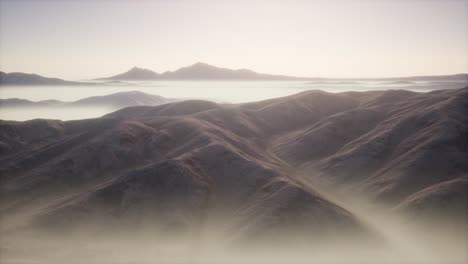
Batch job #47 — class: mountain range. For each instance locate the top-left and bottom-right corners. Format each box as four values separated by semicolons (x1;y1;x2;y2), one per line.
1;87;466;245
2;63;467;84
97;62;300;81
97;63;468;81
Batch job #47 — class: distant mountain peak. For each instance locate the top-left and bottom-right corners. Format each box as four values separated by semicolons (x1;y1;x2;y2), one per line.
98;67;160;81
96;63;468;82
129;66;150;72
176;62;219;72
96;62;302;81
191;62;214;67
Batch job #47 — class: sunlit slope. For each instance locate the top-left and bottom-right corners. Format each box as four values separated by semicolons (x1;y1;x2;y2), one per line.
272;88;468;212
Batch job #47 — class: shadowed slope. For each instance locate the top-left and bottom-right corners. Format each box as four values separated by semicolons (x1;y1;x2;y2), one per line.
1;87;467;242
0;98;364;240
396;175;468;224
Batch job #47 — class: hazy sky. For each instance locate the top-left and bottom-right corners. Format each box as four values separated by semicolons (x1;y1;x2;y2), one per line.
1;0;467;80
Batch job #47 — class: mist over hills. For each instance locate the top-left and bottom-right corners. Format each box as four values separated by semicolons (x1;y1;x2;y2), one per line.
271;89;468;209
0;91;173;109
1;87;466;247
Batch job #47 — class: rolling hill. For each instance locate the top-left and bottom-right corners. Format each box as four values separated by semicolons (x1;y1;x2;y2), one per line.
1;87;466;244
0;91;174;109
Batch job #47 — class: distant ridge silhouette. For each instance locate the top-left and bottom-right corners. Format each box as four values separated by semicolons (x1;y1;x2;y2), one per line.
97;63;468;81
1;65;467;84
0;71;82;85
0;91;174;108
97;62;301;81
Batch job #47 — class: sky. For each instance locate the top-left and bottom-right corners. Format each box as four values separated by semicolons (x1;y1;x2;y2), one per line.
0;0;467;80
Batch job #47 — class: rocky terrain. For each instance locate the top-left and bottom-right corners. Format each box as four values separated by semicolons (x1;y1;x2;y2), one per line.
0;87;467;255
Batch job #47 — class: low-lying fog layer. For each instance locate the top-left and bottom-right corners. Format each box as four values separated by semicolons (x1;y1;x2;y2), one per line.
1;169;466;263
1;86;467;263
1;79;467;120
0;106;114;121
1;184;466;264
2;80;467;102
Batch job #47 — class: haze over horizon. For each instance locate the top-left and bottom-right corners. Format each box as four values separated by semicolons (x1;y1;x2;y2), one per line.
1;1;468;263
1;0;467;80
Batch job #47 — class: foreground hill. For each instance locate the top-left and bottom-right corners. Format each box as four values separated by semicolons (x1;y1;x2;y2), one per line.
0;87;467;243
271;88;468;208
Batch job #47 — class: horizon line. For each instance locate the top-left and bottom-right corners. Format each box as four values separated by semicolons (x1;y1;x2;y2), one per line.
1;62;467;81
